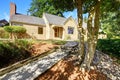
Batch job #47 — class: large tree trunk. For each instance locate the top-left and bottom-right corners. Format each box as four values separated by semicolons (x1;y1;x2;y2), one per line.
75;0;85;63
82;0;100;70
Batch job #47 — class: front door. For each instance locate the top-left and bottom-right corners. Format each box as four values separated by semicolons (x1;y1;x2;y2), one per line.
54;27;63;38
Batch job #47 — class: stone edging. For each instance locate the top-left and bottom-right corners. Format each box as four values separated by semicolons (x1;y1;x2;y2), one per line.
0;49;56;76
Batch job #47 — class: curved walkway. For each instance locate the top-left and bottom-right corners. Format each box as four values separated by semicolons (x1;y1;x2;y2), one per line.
0;51;68;80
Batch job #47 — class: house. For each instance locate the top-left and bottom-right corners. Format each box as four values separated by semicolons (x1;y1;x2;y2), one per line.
9;2;79;40
0;19;9;27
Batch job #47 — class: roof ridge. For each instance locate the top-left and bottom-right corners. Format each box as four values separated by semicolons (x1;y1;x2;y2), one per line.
44;13;66;19
63;16;73;23
43;13;66;25
16;14;43;19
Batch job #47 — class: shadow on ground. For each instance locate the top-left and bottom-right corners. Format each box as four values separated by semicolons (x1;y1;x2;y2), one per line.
35;53;109;80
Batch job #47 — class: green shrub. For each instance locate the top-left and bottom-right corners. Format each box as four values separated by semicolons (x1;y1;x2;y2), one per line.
4;26;26;39
0;41;31;68
0;28;9;38
4;26;26;33
97;39;120;63
15;39;32;49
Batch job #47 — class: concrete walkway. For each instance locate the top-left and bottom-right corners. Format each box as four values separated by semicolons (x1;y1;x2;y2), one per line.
0;51;68;80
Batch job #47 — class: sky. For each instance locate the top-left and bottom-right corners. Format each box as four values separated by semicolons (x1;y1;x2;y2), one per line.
0;0;78;21
0;0;32;21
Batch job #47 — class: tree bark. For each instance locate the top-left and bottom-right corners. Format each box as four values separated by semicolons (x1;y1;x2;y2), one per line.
75;0;85;63
82;0;101;70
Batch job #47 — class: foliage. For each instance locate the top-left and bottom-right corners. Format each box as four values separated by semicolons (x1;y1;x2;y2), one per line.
28;0;64;17
0;28;9;38
4;26;26;33
0;41;32;68
4;26;26;39
52;0;75;11
97;39;120;63
15;39;33;49
100;0;120;39
52;40;67;45
101;12;120;39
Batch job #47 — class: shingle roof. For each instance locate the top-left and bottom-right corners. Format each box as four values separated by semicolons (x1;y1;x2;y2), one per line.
0;19;8;27
10;13;76;26
10;14;45;26
44;13;66;26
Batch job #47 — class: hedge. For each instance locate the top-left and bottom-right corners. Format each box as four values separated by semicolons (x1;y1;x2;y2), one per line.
97;39;120;63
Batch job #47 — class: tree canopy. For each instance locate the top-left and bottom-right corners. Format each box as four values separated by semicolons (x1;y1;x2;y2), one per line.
100;0;120;38
28;0;65;17
101;12;120;38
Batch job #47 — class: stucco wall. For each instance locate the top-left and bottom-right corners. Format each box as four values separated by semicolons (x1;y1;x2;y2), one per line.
11;22;46;39
63;18;78;40
49;24;54;39
43;14;50;39
23;24;46;39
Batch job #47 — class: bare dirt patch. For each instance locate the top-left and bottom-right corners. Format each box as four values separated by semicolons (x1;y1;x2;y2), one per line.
29;43;59;56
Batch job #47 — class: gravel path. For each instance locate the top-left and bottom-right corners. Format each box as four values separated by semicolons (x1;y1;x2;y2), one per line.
97;53;120;80
0;51;68;80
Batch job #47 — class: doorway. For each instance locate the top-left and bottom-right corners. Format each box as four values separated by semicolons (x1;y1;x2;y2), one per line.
54;27;63;38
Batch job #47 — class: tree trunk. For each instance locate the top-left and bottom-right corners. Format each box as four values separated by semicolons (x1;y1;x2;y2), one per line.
75;0;85;63
82;0;100;70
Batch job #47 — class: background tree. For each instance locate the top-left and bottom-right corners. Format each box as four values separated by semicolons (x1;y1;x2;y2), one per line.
101;12;120;38
101;1;120;39
28;0;64;17
4;26;26;40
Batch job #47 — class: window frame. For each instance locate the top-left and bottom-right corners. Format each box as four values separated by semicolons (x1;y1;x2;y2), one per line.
38;27;43;34
68;26;74;34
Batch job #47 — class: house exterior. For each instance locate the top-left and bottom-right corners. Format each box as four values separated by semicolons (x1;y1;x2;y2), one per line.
9;3;79;40
0;19;9;27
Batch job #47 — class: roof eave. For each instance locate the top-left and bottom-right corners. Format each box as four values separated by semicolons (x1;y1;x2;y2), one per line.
10;21;46;26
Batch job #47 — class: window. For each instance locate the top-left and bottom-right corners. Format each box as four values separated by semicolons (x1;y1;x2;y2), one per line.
68;26;74;34
38;27;43;34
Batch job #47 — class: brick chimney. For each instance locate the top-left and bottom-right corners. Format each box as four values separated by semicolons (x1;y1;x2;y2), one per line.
10;2;16;17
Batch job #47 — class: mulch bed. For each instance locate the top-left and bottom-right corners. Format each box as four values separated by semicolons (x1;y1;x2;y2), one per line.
35;53;110;80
